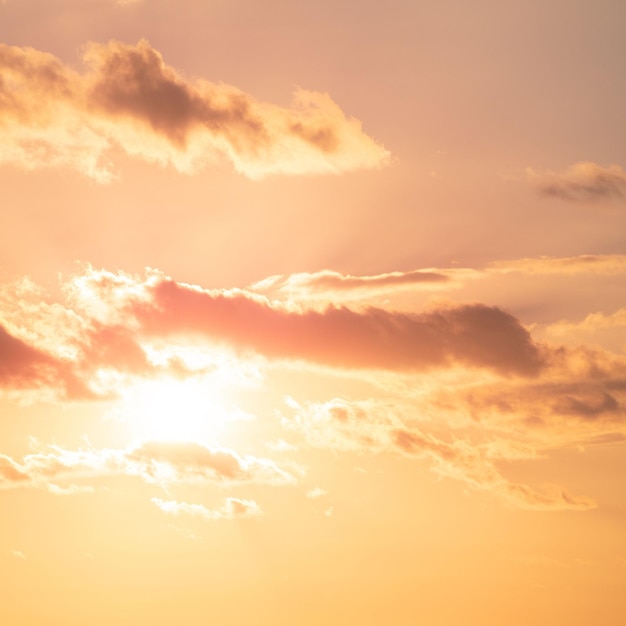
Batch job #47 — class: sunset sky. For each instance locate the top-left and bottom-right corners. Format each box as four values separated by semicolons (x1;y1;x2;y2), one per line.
1;1;626;624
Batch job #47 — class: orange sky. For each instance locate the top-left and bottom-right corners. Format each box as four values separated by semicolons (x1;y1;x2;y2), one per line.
1;1;626;625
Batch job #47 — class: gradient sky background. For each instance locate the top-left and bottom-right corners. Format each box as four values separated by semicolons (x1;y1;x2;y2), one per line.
1;1;626;625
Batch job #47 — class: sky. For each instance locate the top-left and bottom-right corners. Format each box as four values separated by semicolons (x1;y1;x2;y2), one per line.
1;1;626;624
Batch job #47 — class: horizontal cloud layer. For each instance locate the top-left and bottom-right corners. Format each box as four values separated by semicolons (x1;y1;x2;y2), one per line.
1;264;625;510
130;276;543;376
0;40;389;180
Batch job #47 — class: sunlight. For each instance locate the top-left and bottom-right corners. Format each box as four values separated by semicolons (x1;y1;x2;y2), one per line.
119;377;228;443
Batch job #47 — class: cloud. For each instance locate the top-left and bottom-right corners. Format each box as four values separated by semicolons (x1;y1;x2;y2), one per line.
0;266;550;400
527;162;626;203
0;324;63;387
0;40;389;180
130;275;543;376
538;307;626;353
7;264;626;412
2;267;544;387
152;497;262;520
429;345;626;444
306;487;327;499
0;324;94;399
2;265;623;513
127;440;294;484
391;428;594;511
249;268;459;301
0;440;295;492
491;254;626;275
286;397;595;511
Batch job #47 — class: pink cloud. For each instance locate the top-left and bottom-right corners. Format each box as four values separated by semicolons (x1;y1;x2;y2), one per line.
131;277;543;376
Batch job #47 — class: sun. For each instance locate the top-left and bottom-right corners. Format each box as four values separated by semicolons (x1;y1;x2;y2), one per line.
118;376;228;443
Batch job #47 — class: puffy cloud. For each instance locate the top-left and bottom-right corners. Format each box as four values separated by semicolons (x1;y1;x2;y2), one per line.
0;440;295;492
152;496;262;520
527;162;626;203
0;40;389;180
538;307;626;353
427;345;626;451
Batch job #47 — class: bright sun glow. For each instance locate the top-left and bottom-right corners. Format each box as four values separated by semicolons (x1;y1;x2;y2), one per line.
118;377;230;443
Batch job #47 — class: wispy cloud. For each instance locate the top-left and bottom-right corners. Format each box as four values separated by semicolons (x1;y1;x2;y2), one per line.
152;496;262;520
0;40;389;181
491;254;626;275
286;397;596;511
527;162;626;203
249;268;461;302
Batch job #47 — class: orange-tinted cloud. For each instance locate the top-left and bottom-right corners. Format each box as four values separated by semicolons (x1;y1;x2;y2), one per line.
491;254;626;275
0;40;389;180
527;162;626;203
391;427;594;511
0;440;295;492
151;496;262;520
285;397;595;511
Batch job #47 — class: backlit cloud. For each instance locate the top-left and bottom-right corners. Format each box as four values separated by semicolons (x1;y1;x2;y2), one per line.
0;39;389;181
131;275;543;376
285;397;595;511
248;268;467;303
0;440;295;492
152;497;262;520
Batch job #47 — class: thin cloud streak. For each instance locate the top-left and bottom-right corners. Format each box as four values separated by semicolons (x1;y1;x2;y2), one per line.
491;254;626;275
248;268;465;302
151;497;263;520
